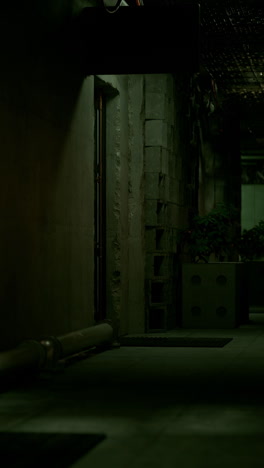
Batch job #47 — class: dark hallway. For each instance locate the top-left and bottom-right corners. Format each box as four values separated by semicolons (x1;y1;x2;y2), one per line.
0;2;264;466
1;314;264;467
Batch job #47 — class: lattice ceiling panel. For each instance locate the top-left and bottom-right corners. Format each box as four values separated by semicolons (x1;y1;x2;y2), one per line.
200;0;264;103
138;1;264;105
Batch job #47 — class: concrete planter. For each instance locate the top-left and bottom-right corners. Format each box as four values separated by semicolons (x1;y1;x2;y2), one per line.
246;261;264;313
181;262;248;328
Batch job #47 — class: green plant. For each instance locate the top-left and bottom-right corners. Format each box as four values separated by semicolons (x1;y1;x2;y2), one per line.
238;220;264;262
178;204;239;263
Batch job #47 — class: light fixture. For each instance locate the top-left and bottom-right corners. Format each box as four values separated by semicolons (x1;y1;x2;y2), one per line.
102;0;124;13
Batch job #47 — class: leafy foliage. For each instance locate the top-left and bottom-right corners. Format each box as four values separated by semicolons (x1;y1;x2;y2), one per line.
178;204;239;263
238;220;264;262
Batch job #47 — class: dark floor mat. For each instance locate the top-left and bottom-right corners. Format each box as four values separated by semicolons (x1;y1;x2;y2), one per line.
119;336;233;347
0;432;106;468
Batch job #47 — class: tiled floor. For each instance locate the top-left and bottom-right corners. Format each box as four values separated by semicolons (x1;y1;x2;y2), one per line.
1;313;264;467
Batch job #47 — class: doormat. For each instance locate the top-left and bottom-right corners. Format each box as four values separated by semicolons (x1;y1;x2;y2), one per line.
119;336;233;348
0;432;106;468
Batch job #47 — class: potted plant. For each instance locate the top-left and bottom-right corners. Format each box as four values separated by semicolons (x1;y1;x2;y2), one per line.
178;204;248;328
238;220;264;262
178;203;239;263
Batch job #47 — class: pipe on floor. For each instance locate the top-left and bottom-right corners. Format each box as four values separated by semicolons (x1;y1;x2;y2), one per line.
0;340;46;378
57;322;113;358
0;322;114;379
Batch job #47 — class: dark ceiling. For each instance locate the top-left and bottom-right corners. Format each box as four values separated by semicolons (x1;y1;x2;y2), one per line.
200;0;264;104
205;1;263;153
142;0;263;103
199;0;264;148
4;1;263;146
138;0;264;146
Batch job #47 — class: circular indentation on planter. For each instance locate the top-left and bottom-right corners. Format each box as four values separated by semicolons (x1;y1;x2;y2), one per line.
191;275;201;285
191;306;201;317
216;306;227;317
216;275;227;285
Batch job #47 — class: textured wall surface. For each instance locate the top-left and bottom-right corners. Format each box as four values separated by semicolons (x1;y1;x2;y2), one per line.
0;33;95;349
103;75;130;337
127;75;145;334
0;15;196;349
99;74;145;336
144;74;195;331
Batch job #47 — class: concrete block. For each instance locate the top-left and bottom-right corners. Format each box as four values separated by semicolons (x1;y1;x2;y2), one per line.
166;73;174;91
145;227;156;251
159;174;170;201
167;203;181;229
162;122;168;148
179;205;189;228
169;178;180;203
145;147;162;172
181;263;247;328
149;279;172;305
166;95;175;125
157;201;167;225
154;254;173;277
155;228;167;251
247;261;264;308
163;181;168;202
145;172;160;199
145;199;158;226
167;124;174;151
161;148;169;175
145;253;154;278
176;156;182;178
145;92;166;120
171;227;178;253
169;153;182;179
178;181;186;205
146;253;174;278
156;228;176;253
145;74;167;94
145;120;168;148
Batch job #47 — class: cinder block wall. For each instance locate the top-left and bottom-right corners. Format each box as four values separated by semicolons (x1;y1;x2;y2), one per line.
93;75;145;338
0;50;197;345
126;75;146;334
103;73;194;336
144;74;197;331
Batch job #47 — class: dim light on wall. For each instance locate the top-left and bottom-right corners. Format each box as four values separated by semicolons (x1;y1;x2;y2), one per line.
102;0;144;12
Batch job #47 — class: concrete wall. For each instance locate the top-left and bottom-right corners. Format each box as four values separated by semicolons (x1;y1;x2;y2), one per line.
0;2;196;346
98;75;130;337
103;73;195;334
144;73;196;330
93;73;193;335
0;59;146;348
97;75;145;337
0;67;197;347
127;75;145;333
0;27;95;350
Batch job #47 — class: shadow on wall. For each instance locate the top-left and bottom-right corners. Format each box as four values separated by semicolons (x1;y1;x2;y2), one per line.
0;7;92;351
